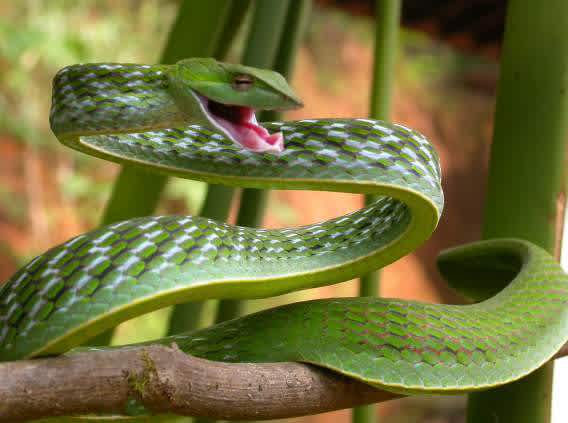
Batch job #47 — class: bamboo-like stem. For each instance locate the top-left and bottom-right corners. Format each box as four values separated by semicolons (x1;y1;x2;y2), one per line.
101;1;235;226
354;2;401;422
466;1;568;422
228;0;296;229
213;0;253;61
267;1;312;97
89;1;243;346
214;0;309;323
352;405;377;423
155;185;238;337
359;0;401;297
165;1;252;338
223;0;293;231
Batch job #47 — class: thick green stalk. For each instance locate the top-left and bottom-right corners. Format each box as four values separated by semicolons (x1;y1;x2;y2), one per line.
359;0;402;297
166;1;253;337
261;0;312;122
213;0;253;61
214;0;297;322
354;2;401;423
224;0;293;225
90;1;241;346
466;1;568;422
203;6;310;422
352;405;377;423
101;1;235;227
189;0;293;402
166;185;236;335
229;0;295;226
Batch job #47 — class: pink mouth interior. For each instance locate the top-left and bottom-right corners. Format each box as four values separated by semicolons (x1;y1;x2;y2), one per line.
204;99;284;152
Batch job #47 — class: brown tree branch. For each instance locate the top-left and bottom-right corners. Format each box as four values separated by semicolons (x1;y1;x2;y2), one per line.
1;341;567;422
0;344;399;422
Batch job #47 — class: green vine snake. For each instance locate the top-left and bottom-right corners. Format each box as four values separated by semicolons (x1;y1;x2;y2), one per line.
1;58;568;413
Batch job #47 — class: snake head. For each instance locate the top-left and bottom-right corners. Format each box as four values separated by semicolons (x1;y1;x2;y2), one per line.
167;58;303;153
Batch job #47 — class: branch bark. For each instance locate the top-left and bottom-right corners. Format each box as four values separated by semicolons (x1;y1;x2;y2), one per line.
0;344;399;422
1;342;567;422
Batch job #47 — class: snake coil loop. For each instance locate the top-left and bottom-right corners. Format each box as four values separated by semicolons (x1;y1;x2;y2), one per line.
1;61;568;399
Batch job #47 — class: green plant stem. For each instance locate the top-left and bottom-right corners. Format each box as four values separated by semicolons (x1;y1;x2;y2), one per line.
198;185;236;222
264;0;312;121
89;1;243;346
224;0;294;229
359;0;402;298
213;0;296;323
102;0;236;226
214;0;253;61
202;6;310;422
369;0;401;121
166;185;236;335
359;0;401;296
466;1;568;422
165;1;252;337
355;2;401;423
352;405;377;423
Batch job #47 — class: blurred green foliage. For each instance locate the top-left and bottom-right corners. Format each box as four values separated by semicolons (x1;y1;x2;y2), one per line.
0;1;175;145
0;1;178;235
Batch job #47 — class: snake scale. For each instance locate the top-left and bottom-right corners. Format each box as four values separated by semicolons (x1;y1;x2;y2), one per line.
1;58;568;412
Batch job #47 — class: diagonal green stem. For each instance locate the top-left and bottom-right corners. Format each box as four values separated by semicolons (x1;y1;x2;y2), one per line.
359;0;402;297
89;1;245;346
354;2;401;423
214;0;309;323
102;1;237;226
197;1;310;413
166;185;237;336
165;1;253;337
466;1;568;422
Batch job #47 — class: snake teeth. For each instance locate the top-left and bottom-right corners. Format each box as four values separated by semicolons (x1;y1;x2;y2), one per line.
195;93;284;153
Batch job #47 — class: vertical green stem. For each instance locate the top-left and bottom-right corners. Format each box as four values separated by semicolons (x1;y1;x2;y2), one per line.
352;405;378;423
166;1;253;337
214;0;253;61
190;1;304;398
267;0;312;93
359;0;401;297
369;0;401;120
214;0;311;323
90;1;243;346
166;185;236;335
206;8;311;421
466;1;568;422
222;0;293;229
102;0;235;226
354;2;401;423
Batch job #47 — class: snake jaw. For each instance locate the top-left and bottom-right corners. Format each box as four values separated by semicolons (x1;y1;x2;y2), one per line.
195;94;284;153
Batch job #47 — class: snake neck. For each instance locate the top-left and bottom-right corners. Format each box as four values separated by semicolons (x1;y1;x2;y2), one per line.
50;64;190;136
50;63;285;152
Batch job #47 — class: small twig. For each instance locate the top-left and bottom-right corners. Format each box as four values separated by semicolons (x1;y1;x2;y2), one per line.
0;344;399;422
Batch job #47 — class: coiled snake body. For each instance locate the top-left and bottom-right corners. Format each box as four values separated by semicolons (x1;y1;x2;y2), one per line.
1;58;568;406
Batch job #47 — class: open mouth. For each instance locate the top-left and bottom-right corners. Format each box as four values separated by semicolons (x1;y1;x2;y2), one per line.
195;94;284;153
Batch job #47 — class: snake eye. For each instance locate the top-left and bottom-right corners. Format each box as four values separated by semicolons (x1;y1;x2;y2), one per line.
232;74;254;91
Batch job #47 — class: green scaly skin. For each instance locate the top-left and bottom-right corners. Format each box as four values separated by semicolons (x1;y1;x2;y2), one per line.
1;59;567;407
